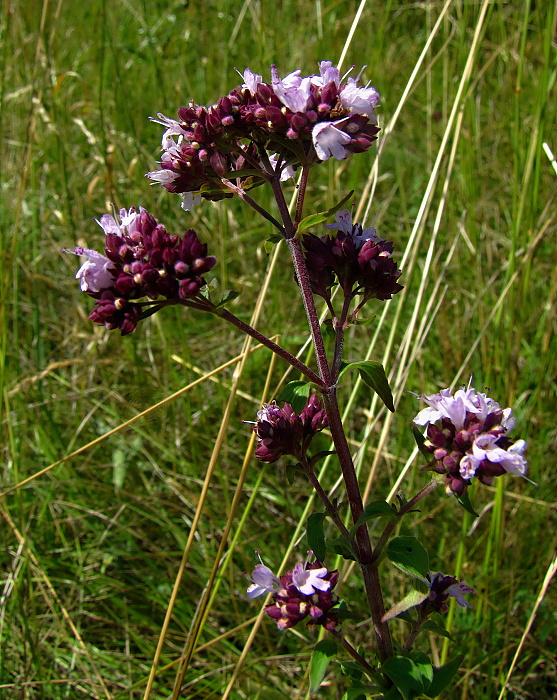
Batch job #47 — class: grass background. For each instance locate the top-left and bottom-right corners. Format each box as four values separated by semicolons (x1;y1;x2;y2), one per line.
1;0;556;698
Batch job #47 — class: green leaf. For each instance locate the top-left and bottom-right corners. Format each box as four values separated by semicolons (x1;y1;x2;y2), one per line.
411;651;434;688
423;655;463;698
411;424;431;460
339;361;394;412
307;513;327;562
264;232;284;253
456;490;479;518
309;639;337;695
387;536;429;580
214;289;241;308
296;191;354;234
382;590;429;622
382;656;426;700
352;500;395;534
421;619;454;641
326;536;356;561
276;380;311;413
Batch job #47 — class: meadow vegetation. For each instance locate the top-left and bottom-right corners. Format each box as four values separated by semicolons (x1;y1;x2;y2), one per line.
1;0;556;697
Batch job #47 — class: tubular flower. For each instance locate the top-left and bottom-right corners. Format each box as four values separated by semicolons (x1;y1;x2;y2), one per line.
302;209;403;306
253;394;328;464
414;386;528;496
248;556;340;631
421;572;474;614
67;207;216;335
147;61;380;205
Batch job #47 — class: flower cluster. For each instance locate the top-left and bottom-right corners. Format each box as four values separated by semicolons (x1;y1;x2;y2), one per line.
253;394;328;464
421;572;474;614
68;207;216;335
248;555;339;631
302;210;403;308
147;61;380;209
414;386;527;496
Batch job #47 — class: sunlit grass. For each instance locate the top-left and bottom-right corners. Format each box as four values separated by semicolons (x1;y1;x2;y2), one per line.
1;0;556;698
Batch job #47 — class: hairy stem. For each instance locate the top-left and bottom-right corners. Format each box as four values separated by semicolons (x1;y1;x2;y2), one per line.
373;479;441;563
304;466;350;541
215;307;325;388
330;628;377;678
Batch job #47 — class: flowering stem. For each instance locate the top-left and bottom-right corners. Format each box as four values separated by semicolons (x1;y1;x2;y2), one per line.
331;294;353;384
264;170;393;662
303;465;351;541
220;177;285;233
294;165;310;228
329;628;377;678
403;607;428;652
372;480;441;564
215;307;325;389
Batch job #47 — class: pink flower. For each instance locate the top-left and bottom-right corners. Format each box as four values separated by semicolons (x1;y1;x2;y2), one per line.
292;561;331;595
69;248;116;293
312;120;351;160
247;563;282;599
271;66;312;113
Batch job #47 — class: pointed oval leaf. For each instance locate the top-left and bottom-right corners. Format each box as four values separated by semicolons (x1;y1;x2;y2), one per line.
421;619;454;641
423;654;464;698
387;536;429;580
456;490;479;518
352;500;395;533
297;191;354;234
326;535;356;561
382;590;429;622
338;361;394;412
276;380;311;413
307;512;327;562
382;656;426;700
310;639;338;695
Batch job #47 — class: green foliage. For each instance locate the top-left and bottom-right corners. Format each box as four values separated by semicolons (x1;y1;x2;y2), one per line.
309;639;338;695
339;360;395;412
387;537;430;580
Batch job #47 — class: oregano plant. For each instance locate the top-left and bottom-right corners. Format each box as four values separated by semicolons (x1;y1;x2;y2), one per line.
67;60;530;698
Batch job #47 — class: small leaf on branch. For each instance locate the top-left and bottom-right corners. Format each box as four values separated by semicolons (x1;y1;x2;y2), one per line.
296;190;354;234
456;490;479;518
421;619;454;641
264;232;284;253
382;590;429;622
382;656;428;700
307;512;327;562
351;500;395;535
214;289;242;308
338;361;395;412
411;424;431;460
387;536;429;580
309;639;337;696
276;380;312;413
326;535;357;561
308;450;336;469
423;655;464;698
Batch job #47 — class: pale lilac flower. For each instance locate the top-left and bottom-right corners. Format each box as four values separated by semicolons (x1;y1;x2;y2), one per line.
181;192;202;211
150;113;188;147
446;581;475;608
241;67;263;95
325;209;381;247
247;563;282;599
312;120;352;161
460;434;527;480
311;60;340;87
271;66;312;113
292;560;331;595
268;153;296;181
69;248;116;293
413;385;528;496
340;78;380;117
146;169;180;185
